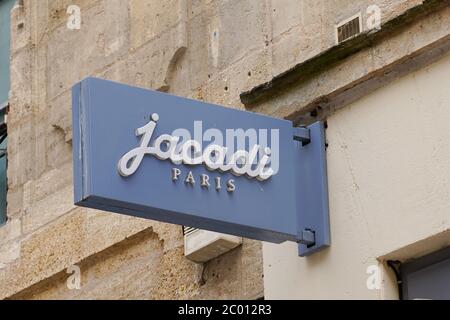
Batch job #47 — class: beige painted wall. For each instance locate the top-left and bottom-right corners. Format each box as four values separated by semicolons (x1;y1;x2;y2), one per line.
263;50;450;300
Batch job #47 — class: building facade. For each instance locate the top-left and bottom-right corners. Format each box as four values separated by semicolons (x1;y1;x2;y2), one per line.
0;0;450;300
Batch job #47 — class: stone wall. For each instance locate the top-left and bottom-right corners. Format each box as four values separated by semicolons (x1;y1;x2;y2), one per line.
0;0;428;299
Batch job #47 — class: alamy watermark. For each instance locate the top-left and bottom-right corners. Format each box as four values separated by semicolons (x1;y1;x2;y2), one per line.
366;264;382;290
67;5;81;30
66;265;81;290
366;5;382;31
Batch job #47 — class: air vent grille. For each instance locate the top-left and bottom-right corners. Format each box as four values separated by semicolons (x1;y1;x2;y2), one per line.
183;226;198;236
337;15;361;43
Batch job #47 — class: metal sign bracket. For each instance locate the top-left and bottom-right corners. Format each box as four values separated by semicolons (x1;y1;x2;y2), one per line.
294;122;331;257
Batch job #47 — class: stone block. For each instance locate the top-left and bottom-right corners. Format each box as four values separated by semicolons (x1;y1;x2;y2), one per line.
0;219;21;246
7;116;36;188
6;186;23;218
270;0;303;40
46;92;73;168
0;242;21;268
130;0;182;50
9;48;32;123
200;49;271;107
10;2;31;55
33;162;73;203
188;0;267;90
47;0;129;100
101;22;187;91
22;185;75;235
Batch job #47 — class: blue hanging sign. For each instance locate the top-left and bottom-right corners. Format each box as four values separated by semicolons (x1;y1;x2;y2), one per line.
72;78;330;256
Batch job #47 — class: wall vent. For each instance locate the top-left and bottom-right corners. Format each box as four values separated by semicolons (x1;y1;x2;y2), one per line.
183;226;242;263
336;13;362;44
183;226;198;236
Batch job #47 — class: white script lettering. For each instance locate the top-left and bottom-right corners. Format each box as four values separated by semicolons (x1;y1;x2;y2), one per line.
118;113;275;181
